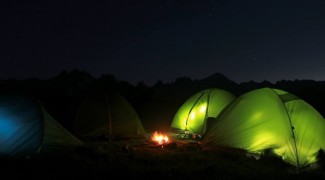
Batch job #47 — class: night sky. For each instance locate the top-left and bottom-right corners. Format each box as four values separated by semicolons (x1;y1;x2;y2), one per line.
1;0;325;85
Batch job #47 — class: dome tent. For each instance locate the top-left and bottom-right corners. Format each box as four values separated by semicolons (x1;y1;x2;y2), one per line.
74;93;146;140
0;93;83;158
171;88;236;136
203;87;325;169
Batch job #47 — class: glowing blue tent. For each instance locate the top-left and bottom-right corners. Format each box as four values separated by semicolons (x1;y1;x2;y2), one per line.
0;94;82;158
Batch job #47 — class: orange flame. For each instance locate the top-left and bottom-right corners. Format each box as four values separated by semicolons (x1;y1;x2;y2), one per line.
151;131;169;145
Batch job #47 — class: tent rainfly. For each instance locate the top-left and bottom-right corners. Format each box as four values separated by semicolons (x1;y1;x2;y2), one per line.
74;93;146;139
203;87;325;169
0;94;83;158
171;88;236;136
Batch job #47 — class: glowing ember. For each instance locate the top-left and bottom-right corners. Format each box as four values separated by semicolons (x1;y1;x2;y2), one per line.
151;131;169;145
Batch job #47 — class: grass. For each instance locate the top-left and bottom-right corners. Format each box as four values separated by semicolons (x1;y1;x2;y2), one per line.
1;140;325;179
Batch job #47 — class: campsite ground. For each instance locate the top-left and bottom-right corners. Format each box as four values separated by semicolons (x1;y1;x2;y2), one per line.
1;139;325;180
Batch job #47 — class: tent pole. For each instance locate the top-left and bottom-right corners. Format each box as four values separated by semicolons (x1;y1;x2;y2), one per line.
185;92;205;134
270;89;300;170
203;90;212;135
105;93;112;142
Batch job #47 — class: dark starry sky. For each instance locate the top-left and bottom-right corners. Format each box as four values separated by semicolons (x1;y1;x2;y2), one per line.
1;0;325;85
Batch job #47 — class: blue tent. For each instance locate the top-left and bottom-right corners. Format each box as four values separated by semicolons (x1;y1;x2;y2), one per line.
0;94;82;158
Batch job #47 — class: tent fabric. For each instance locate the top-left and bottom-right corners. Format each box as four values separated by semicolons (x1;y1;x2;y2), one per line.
41;106;84;150
202;87;325;168
0;94;82;158
74;93;146;139
171;88;236;135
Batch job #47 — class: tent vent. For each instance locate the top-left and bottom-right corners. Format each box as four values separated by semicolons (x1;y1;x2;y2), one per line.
278;93;300;103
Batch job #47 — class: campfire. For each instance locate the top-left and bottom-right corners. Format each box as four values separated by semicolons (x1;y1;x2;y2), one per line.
151;131;169;145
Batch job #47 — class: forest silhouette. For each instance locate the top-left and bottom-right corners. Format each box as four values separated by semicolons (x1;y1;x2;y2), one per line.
0;69;324;133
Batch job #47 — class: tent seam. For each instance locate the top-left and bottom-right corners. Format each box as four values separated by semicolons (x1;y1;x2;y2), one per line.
270;88;300;169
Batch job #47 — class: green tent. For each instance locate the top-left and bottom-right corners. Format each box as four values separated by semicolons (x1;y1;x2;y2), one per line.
74;93;146;139
171;88;235;136
0;93;83;158
203;87;325;168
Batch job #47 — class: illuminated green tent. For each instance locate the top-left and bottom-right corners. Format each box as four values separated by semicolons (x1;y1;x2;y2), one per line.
203;87;325;168
74;93;146;139
171;88;235;136
0;94;83;158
